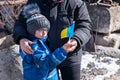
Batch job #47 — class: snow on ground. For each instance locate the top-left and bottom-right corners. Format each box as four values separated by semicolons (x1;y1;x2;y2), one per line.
81;53;120;80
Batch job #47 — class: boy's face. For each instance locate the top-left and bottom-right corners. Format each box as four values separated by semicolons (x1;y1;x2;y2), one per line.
35;27;48;38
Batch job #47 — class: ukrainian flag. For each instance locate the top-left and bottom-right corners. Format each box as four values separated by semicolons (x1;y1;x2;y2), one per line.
61;23;75;39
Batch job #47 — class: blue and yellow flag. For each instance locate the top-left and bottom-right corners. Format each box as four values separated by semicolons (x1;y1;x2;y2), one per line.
60;23;75;39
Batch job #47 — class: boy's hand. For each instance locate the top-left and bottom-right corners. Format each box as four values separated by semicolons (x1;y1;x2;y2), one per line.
20;38;34;54
63;39;77;53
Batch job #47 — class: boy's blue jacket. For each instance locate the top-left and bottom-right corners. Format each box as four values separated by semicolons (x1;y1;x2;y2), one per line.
19;36;67;80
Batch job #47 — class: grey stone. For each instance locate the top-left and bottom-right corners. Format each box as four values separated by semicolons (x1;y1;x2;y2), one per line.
87;5;120;33
94;33;120;48
0;45;23;80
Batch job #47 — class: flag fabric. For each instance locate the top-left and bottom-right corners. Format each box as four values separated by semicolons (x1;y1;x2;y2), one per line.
60;23;75;39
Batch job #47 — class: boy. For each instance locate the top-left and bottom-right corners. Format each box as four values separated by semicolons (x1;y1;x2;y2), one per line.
19;3;74;80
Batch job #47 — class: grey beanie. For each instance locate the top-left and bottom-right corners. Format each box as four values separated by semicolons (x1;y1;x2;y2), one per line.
23;3;50;36
27;14;50;35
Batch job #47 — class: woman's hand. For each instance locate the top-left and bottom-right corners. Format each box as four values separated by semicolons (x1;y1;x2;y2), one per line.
20;38;34;54
63;39;77;53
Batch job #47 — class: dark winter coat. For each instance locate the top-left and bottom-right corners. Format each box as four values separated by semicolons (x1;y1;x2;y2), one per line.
13;0;92;66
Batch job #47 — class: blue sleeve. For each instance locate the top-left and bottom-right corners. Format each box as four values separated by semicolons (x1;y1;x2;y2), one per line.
19;47;26;59
19;47;34;64
48;47;67;67
33;47;67;70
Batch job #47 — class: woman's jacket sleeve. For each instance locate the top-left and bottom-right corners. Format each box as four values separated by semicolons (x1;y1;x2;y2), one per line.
72;0;92;51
